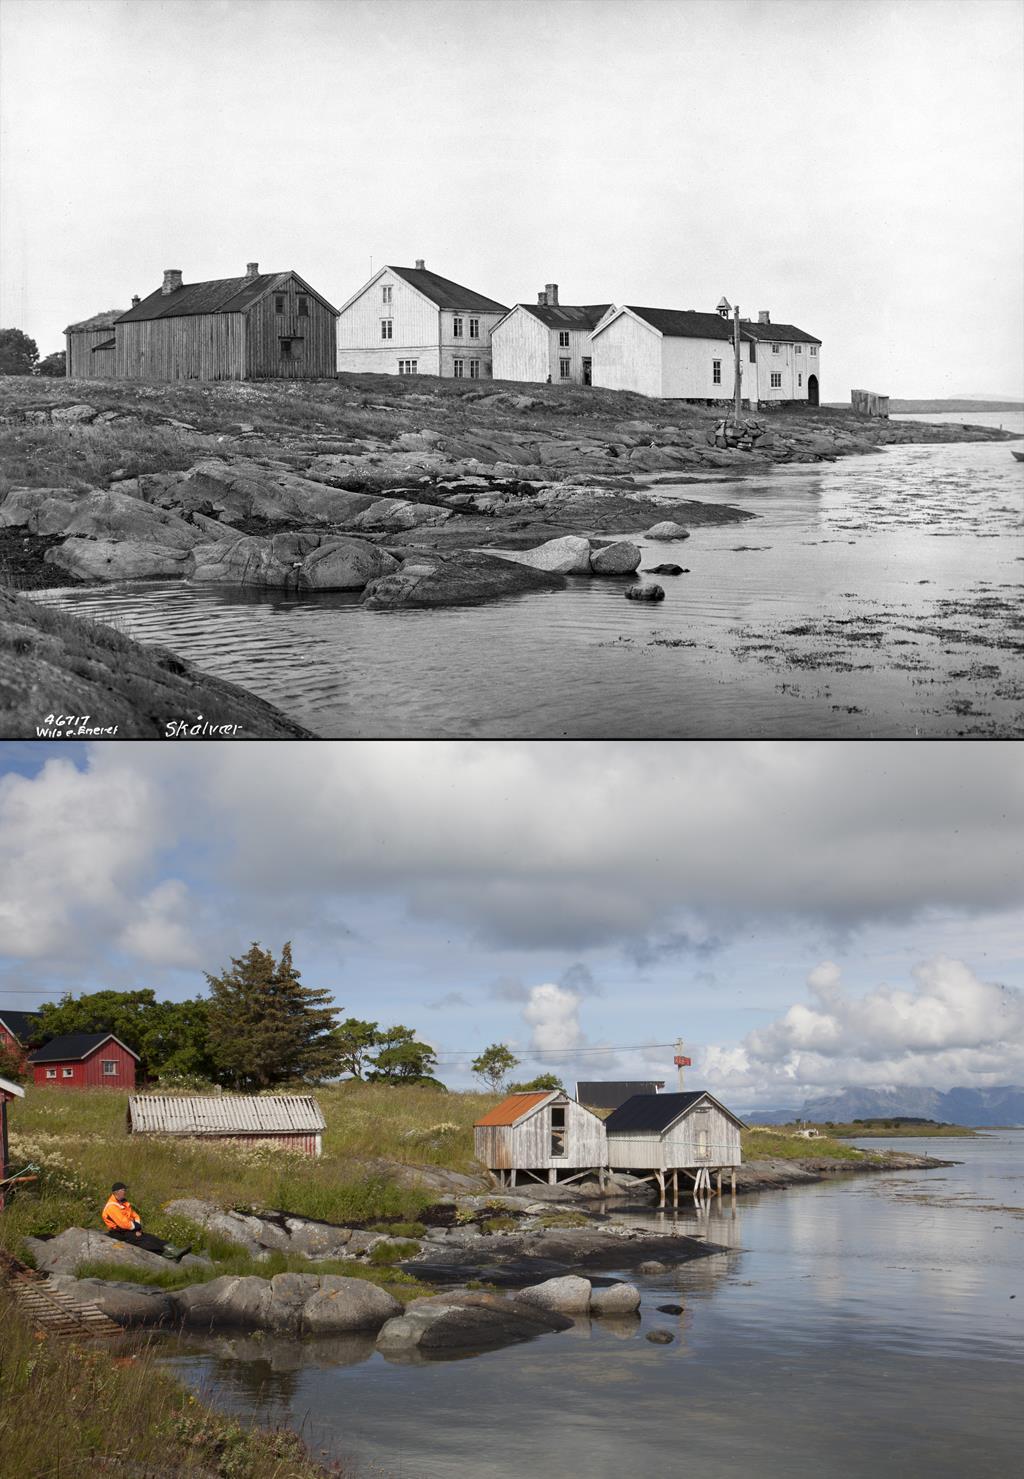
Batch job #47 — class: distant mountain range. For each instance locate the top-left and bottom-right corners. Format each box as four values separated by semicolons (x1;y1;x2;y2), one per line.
747;1085;1024;1127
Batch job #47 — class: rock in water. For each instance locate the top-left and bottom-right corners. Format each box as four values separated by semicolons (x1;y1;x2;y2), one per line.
590;541;642;575
644;521;691;540
496;534;593;575
657;1303;684;1315
362;551;565;609
515;1275;592;1314
645;563;686;575
646;1328;675;1344
624;584;665;602
44;539;193;582
590;1282;642;1315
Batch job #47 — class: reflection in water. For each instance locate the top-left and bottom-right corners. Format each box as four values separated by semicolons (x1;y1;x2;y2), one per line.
31;437;1024;738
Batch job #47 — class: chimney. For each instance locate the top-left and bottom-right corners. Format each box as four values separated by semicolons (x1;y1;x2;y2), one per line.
131;295;140;308
246;262;259;279
545;283;559;306
758;310;770;324
162;269;183;295
415;258;425;269
537;289;548;305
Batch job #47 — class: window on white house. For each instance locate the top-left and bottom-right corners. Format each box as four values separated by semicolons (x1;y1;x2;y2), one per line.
772;342;780;354
297;296;309;317
469;318;479;339
382;284;392;304
712;360;722;384
810;345;818;356
453;317;464;338
275;296;285;314
46;1068;57;1079
558;330;570;348
559;358;571;379
771;372;782;388
102;1060;118;1076
798;373;803;387
398;359;418;374
62;1067;74;1078
795;344;802;354
453;359;464;378
380;320;393;340
469;360;480;378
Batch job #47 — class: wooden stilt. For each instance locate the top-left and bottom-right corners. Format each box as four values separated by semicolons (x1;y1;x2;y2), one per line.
510;1168;516;1188
656;1169;666;1207
672;1169;679;1208
548;1167;557;1185
730;1168;737;1200
716;1169;722;1199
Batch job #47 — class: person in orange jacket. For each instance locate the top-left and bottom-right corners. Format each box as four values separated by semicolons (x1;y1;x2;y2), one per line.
102;1183;189;1260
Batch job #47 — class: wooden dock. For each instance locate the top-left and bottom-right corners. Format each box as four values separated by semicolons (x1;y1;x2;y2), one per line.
1;1248;122;1339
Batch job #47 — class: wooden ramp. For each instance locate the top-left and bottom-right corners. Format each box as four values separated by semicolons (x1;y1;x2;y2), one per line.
2;1249;122;1340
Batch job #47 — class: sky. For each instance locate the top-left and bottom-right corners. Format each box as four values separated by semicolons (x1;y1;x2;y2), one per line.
1;0;1022;399
1;740;1022;1110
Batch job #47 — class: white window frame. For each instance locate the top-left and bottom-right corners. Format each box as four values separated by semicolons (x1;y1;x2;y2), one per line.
62;1067;74;1079
102;1059;118;1076
795;344;802;354
45;1067;57;1079
810;345;818;357
558;330;570;348
559;358;571;379
469;359;480;378
382;284;392;304
380;319;393;341
712;359;721;384
452;316;464;338
771;372;782;388
772;342;780;354
453;359;464;378
398;359;418;375
469;318;479;339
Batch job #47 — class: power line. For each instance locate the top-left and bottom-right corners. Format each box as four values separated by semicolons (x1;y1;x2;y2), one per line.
431;1042;675;1060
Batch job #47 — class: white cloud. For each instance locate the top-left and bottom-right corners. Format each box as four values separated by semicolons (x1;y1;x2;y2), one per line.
116;880;199;968
522;983;586;1056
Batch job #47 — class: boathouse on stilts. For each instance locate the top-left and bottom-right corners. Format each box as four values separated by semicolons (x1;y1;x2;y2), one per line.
474;1090;608;1188
604;1091;745;1206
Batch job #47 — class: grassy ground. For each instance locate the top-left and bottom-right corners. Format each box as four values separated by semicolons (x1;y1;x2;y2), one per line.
0;1291;355;1478
740;1128;866;1161
797;1121;977;1139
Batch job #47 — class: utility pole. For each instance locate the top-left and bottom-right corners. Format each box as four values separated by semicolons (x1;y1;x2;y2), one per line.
733;305;742;421
674;1038;692;1091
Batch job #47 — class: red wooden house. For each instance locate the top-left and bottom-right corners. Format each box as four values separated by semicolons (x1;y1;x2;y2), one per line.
1;1074;26;1210
0;1011;40;1072
27;1033;139;1089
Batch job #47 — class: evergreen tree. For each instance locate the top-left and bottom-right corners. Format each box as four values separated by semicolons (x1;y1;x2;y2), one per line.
205;942;338;1088
0;329;39;375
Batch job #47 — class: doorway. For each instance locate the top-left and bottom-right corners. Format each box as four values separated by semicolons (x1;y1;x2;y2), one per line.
807;374;819;407
582;357;592;386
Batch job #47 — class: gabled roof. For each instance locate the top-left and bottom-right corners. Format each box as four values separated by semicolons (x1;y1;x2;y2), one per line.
0;1076;25;1100
0;1010;40;1045
92;337;116;352
604;1090;746;1134
475;1090;558;1127
388;265;507;314
128;1094;325;1135
741;320;821;345
116;272;338;323
65;309;128;334
519;303;613;332
623;307;738;341
27;1032;140;1065
576;1080;665;1110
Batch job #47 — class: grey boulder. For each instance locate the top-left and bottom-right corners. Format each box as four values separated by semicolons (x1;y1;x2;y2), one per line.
645;521;691;540
301;1276;403;1333
496;534;593;575
362;551;565;609
590;541;641;575
44;538;193;581
45;1273;176;1328
590;1281;642;1315
516;1275;593;1314
189;533;398;591
24;1227;181;1276
173;1272;401;1335
624;583;665;602
168;459;380;525
0;487;85;535
60;489;201;548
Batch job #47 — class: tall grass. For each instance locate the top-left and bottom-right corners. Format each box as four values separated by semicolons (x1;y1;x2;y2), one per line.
0;423;219;498
0;1291;354;1477
741;1129;864;1162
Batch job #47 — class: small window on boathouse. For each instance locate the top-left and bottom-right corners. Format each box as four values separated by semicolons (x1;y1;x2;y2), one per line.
550;1104;567;1157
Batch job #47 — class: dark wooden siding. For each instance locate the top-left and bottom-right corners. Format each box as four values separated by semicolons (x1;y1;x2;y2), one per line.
114;315;247;381
33;1041;137;1089
66;330;118;379
246;276;336;379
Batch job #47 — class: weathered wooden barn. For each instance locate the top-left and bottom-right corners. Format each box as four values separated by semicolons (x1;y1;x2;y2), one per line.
112;264;338;380
576;1079;665;1111
27;1033;139;1089
851;388;889;417
0;1075;26;1211
491;287;612;385
474;1090;608;1186
127;1094;326;1156
64;309;127;379
604;1090;745;1204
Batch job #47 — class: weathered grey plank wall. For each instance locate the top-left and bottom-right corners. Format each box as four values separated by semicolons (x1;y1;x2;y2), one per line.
115;314;246;380
246;276;336;379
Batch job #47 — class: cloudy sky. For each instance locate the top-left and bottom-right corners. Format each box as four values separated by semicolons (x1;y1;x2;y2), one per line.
2;0;1021;398
1;740;1021;1109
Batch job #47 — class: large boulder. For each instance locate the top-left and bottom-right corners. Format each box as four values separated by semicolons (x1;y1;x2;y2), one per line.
50;403;98;424
0;487;85;535
590;541;641;575
362;551;565;609
352;498;452;532
46;1273;176;1328
174;1275;274;1330
496;535;593;575
589;1281;641;1315
173;1272;402;1334
515;1275;593;1314
645;521;691;540
60;489;201;549
376;1291;572;1357
189;533;398;591
301;1276;403;1333
167;459;381;525
163;1199;357;1260
23;1227;207;1276
44;538;192;581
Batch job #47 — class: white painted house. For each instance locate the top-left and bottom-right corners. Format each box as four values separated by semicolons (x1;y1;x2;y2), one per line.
336;261;507;379
591;299;821;405
491;285;612;386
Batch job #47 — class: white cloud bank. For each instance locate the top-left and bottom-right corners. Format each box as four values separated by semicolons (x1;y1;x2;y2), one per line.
700;957;1024;1103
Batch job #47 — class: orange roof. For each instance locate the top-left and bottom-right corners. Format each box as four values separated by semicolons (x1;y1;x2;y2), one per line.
475;1091;553;1127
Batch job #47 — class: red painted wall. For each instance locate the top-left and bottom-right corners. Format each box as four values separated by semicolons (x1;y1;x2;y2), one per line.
0;1024;28;1070
32;1039;137;1089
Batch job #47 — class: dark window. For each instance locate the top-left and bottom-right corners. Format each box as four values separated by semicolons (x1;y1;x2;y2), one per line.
771;371;782;388
62;1067;74;1079
381;319;393;341
453;359;464;378
558;330;570;348
275;296;285;314
550;1104;567;1157
559;358;570;379
45;1068;57;1079
453;316;463;338
298;296;309;317
712;359;721;384
748;341;756;362
280;338;304;360
469;359;480;378
469;318;479;339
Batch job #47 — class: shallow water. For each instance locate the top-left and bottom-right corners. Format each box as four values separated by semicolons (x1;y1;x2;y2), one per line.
164;1133;1024;1478
32;432;1024;738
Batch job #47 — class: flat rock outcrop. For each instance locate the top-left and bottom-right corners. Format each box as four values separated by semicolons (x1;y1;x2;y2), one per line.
23;1227;210;1276
45;538;193;582
189;532;398;590
375;1290;573;1357
0;487;87;535
46;1272;178;1327
362;550;565;609
163;1199;363;1259
173;1272;402;1334
163;459;382;525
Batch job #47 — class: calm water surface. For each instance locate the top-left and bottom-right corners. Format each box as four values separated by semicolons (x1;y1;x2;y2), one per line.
32;424;1024;738
164;1133;1024;1478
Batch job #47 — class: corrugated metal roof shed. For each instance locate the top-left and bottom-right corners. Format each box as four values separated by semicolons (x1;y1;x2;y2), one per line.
605;1090;747;1134
128;1094;326;1135
576;1080;665;1110
474;1091;554;1127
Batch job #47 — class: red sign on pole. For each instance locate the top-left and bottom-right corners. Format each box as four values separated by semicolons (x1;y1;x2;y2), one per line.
674;1055;692;1067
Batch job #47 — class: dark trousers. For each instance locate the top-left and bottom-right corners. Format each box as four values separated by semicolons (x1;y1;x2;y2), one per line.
107;1226;170;1256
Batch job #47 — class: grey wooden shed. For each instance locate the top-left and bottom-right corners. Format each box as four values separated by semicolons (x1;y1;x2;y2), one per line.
604;1090;746;1204
474;1089;608;1187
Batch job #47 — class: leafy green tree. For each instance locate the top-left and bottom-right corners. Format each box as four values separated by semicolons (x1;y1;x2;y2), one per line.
0;1043;27;1084
36;350;66;377
367;1025;440;1086
331;1018;382;1079
0;329;39;375
206;942;338;1089
471;1042;520;1093
508;1073;562;1092
32;988;216;1082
